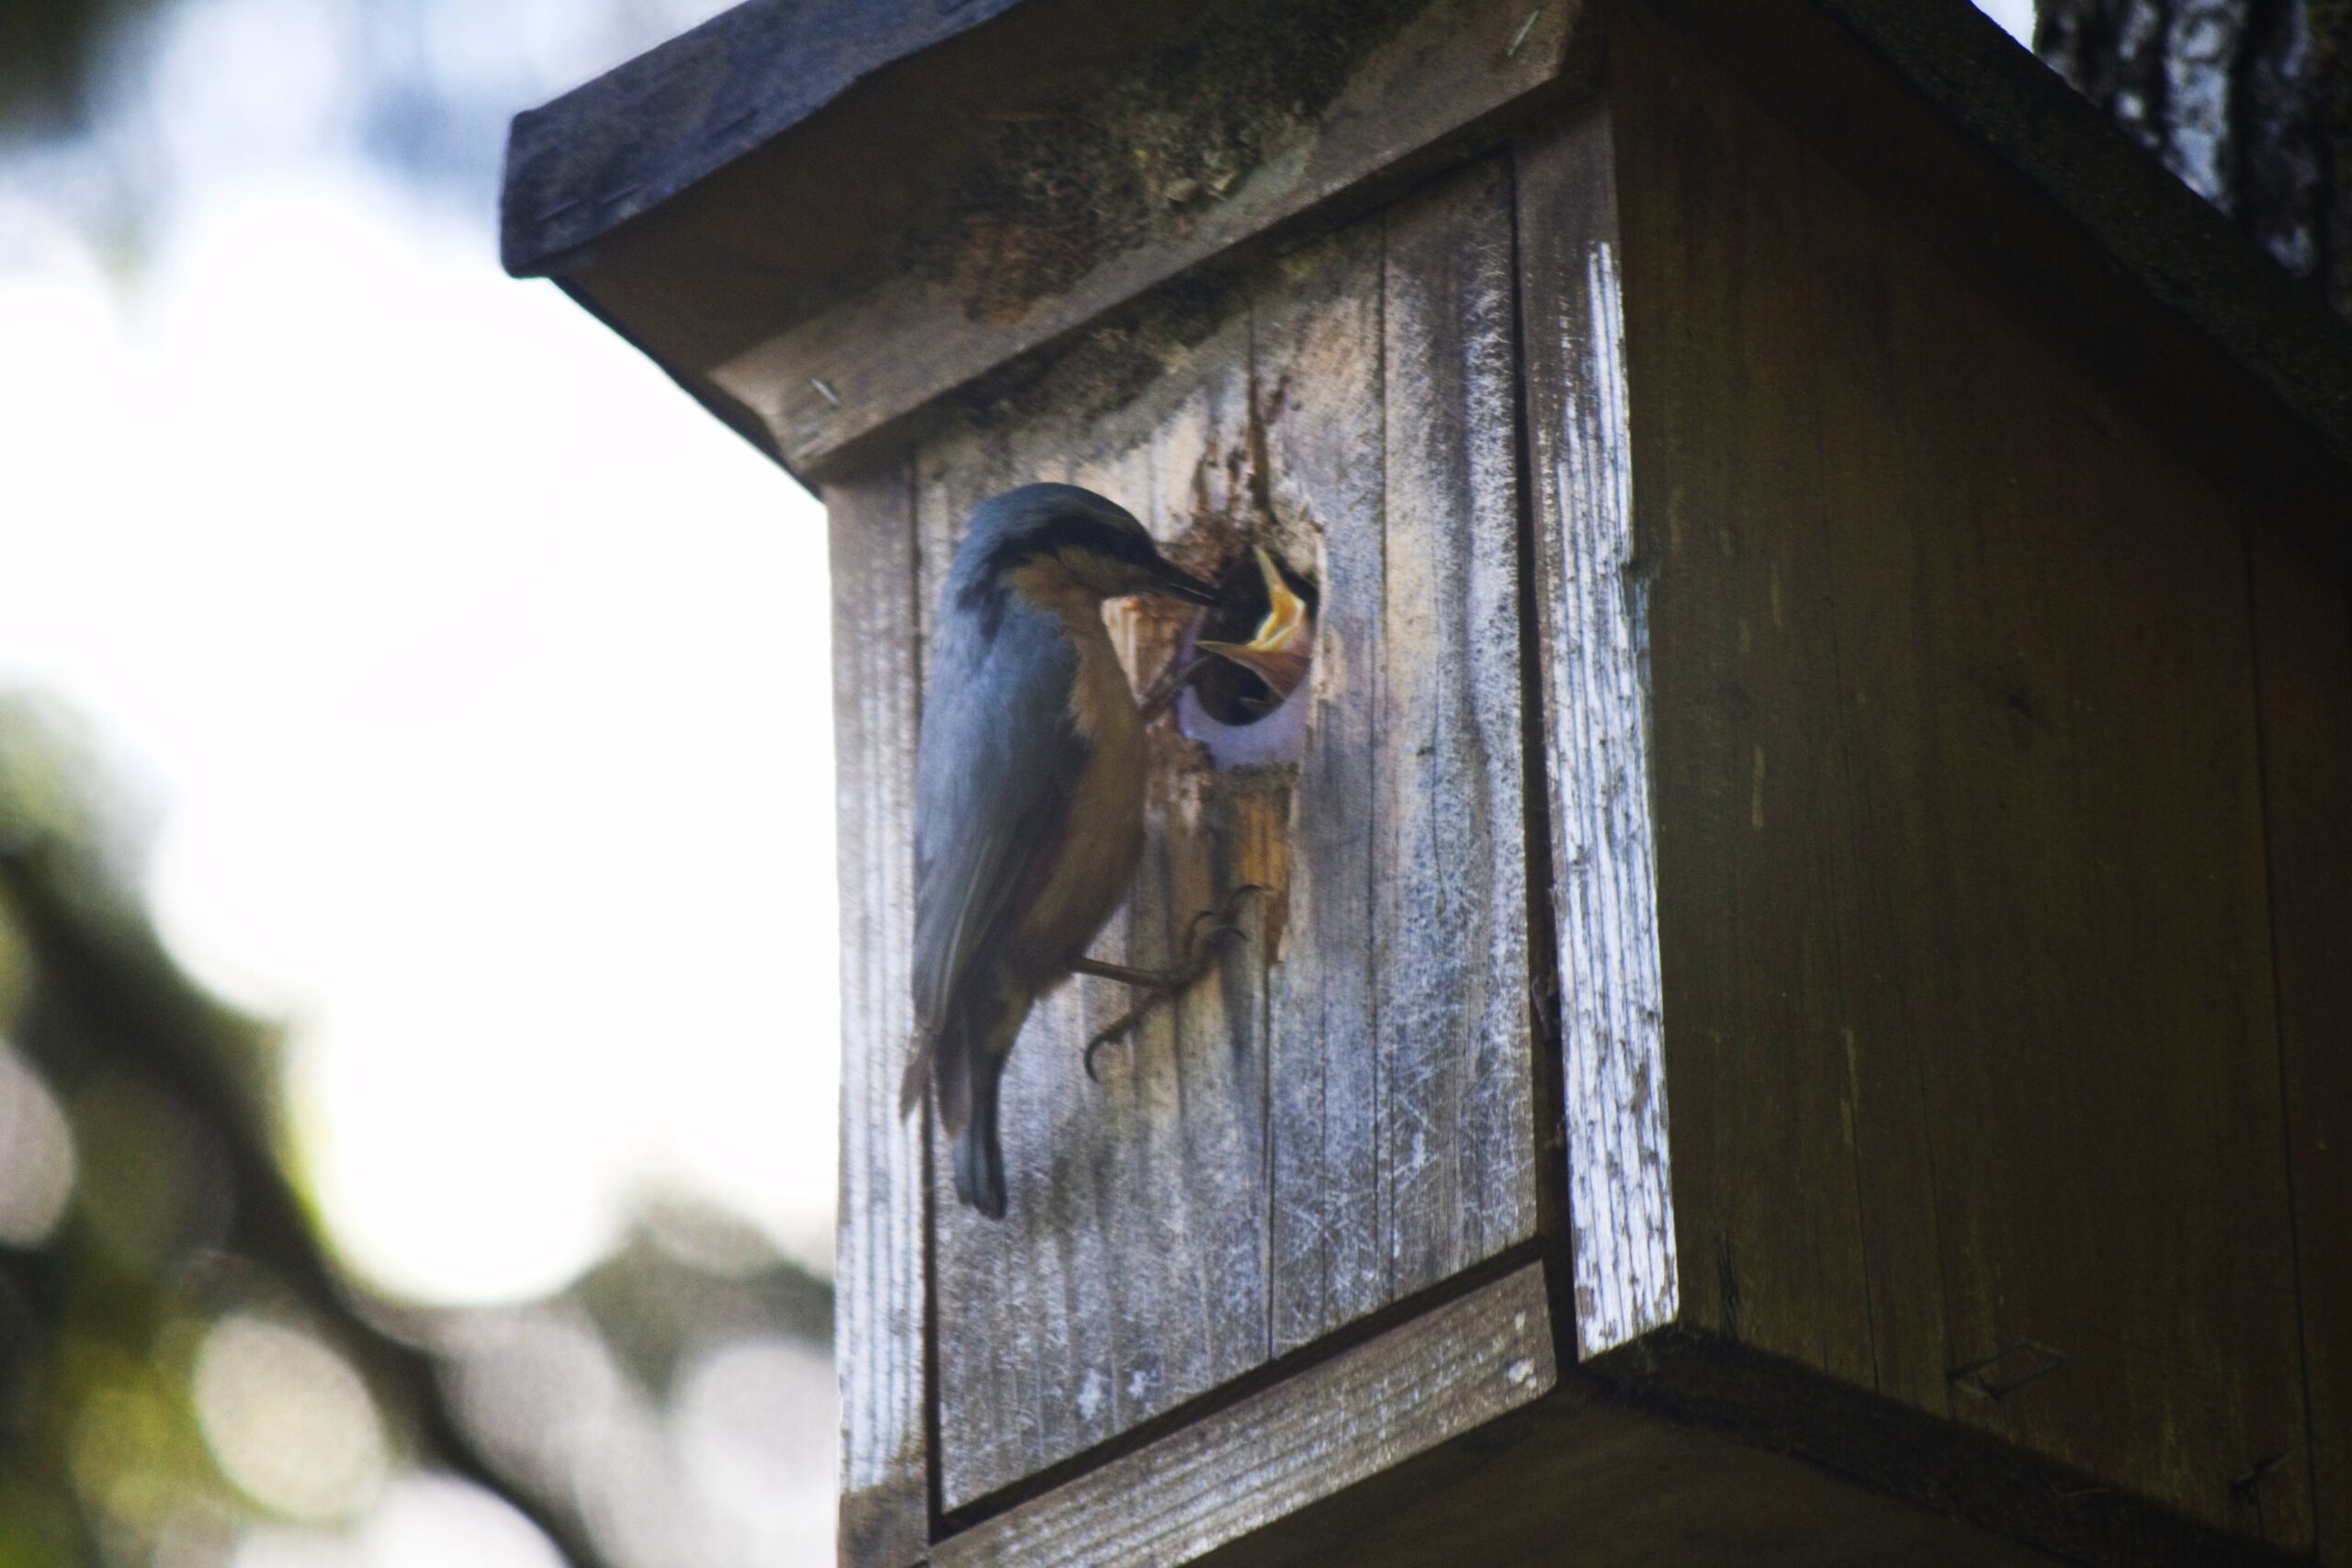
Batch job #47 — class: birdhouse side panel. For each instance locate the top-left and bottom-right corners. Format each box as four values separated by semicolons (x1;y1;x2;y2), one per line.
2246;529;2352;1566
826;466;930;1568
1615;14;2313;1543
916;155;1542;1509
1513;101;1677;1362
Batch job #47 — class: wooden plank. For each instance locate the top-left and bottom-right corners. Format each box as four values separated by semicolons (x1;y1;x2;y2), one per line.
500;0;1028;274
1512;103;1678;1359
1612;19;2315;1541
2247;531;2352;1564
923;299;1281;1511
1260;218;1391;1356
1087;354;1283;1466
1376;158;1539;1300
1609;29;1881;1388
936;1263;1559;1568
823;462;930;1568
689;0;1591;475
922;168;1544;1498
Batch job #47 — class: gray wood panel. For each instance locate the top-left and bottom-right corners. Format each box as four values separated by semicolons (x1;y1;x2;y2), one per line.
1514;102;1679;1361
1259;212;1394;1359
1378;157;1538;1296
937;1264;1557;1568
923;160;1539;1503
922;299;1283;1510
1616;17;2314;1542
824;464;930;1568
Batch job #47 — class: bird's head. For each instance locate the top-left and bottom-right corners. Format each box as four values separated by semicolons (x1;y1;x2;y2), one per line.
959;483;1217;611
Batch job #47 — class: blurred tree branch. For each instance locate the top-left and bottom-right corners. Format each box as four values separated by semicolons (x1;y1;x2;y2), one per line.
0;833;622;1568
0;0;163;135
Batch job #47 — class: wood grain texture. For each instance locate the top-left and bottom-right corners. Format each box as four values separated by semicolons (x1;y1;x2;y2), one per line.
1258;217;1391;1358
824;464;929;1568
1512;103;1678;1360
935;1264;1558;1568
500;0;1025;275
698;0;1589;474
922;298;1283;1512
918;164;1540;1502
1263;164;1541;1358
1378;157;1537;1296
2247;531;2352;1564
1615;16;2313;1542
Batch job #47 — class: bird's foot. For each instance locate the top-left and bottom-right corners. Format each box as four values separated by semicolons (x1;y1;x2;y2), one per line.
1077;885;1263;1083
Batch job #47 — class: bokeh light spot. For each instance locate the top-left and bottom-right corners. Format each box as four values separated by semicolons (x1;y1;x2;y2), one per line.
0;1043;77;1246
194;1315;388;1521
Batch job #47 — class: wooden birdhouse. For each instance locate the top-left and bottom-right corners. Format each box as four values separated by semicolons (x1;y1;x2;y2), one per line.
503;0;2352;1562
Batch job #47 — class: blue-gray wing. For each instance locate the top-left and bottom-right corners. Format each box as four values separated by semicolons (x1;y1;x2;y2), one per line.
909;602;1085;1065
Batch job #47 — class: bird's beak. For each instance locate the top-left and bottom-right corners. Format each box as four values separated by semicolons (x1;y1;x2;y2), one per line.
1146;554;1220;605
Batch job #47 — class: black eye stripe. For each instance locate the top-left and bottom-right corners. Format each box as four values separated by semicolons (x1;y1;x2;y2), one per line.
983;513;1155;576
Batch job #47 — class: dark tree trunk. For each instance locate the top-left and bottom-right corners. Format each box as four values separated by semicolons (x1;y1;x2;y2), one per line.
2037;0;2352;317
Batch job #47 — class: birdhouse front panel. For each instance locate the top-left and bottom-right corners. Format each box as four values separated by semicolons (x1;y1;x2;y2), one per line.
852;156;1543;1509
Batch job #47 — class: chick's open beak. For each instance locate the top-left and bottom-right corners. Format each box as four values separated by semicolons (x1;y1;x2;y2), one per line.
1197;545;1312;699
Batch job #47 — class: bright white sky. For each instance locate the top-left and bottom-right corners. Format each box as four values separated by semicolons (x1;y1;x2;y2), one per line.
0;40;837;1308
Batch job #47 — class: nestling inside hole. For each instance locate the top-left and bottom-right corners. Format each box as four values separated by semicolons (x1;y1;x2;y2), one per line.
1187;545;1316;728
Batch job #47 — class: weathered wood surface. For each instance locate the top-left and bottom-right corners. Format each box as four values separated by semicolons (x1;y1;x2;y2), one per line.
500;0;1026;275
1513;103;1677;1361
1378;157;1536;1303
936;1264;1558;1568
1615;15;2314;1544
700;0;1586;475
920;159;1540;1507
823;465;929;1568
1257;214;1392;1363
2248;531;2352;1565
920;298;1283;1514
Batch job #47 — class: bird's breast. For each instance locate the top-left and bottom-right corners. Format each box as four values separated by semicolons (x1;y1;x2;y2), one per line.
1012;617;1145;981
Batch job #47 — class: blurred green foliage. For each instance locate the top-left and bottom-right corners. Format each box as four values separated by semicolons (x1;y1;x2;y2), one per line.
0;697;834;1568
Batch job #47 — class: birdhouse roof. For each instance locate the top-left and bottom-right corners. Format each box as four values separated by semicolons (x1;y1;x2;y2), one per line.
500;0;2352;517
500;0;1029;278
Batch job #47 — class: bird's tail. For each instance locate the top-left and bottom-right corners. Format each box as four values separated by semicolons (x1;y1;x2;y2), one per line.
953;1047;1007;1220
907;991;1019;1219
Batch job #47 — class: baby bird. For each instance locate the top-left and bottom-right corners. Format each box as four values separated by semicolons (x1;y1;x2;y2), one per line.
900;483;1217;1219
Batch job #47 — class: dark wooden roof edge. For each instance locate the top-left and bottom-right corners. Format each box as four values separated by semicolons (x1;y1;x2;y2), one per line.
501;0;2352;481
1799;0;2352;478
500;0;1029;278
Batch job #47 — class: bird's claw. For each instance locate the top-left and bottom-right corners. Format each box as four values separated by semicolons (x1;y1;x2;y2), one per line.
1082;885;1266;1084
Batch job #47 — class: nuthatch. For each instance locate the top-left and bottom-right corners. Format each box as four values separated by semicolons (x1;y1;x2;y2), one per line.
899;483;1227;1219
